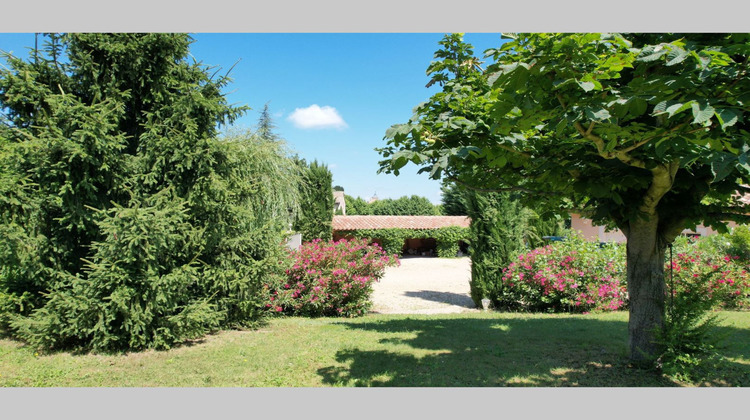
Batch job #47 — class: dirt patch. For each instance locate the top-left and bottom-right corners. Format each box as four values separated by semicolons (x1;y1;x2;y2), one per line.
370;256;479;314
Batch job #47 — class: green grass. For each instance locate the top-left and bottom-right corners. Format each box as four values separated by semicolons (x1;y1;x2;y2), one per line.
2;311;750;387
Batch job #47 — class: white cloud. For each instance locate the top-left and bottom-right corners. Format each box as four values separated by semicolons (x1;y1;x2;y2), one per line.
287;104;347;130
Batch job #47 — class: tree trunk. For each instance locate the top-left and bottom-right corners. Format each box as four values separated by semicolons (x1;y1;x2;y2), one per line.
626;215;666;363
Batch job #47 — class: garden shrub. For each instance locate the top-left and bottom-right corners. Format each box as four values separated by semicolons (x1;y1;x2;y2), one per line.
497;232;627;313
265;238;399;317
669;236;750;310
727;225;750;262
655;234;750;380
10;193;224;352
654;262;726;382
494;231;750;314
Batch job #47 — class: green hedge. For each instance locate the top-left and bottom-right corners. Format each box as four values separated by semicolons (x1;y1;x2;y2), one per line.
340;226;469;258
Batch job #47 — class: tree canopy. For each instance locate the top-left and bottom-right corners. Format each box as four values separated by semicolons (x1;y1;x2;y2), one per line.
344;194;440;216
378;33;750;362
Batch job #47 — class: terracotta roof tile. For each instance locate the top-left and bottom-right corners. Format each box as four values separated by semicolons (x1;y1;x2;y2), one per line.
332;215;471;231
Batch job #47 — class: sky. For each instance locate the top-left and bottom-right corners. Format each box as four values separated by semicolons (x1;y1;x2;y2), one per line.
0;33;506;204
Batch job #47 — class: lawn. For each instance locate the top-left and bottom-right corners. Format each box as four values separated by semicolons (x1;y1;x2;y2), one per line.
2;311;750;387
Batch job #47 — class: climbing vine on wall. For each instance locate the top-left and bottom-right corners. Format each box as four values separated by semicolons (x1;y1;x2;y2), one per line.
338;227;470;257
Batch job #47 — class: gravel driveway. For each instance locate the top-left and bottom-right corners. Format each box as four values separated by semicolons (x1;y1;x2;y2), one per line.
370;256;479;314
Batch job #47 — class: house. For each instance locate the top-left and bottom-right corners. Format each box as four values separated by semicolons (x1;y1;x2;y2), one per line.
570;213;738;243
571;190;750;242
332;215;471;256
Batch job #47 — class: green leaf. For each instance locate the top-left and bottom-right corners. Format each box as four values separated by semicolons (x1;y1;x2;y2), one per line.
666;101;694;118
665;46;688;66
456;146;481;159
708;137;724;152
577;80;596;92
605;137;618;152
653;100;668;115
691;101;715;124
385;124;414;139
637;44;668;62
629;98;648;117
711;153;736;182
715;108;739;131
491;155;508;168
655;138;670;158
737;153;750;175
584;107;611;122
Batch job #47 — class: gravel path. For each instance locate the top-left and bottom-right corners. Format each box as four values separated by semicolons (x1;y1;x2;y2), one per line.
370;256;479;314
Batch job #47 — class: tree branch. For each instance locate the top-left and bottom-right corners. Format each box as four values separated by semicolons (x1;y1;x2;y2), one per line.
573;120;648;169
640;159;680;214
660;216;688;245
585;121;595;136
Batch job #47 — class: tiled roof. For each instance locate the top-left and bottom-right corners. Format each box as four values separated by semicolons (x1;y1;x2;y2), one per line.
332;215;471;231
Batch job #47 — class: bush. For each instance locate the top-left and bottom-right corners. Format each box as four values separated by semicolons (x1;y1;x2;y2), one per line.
498;233;627;313
669;236;750;310
10;193;223;352
694;225;750;264
266;238;399;317
655;265;726;382
493;231;750;314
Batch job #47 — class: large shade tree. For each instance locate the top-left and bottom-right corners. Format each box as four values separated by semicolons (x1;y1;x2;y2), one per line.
378;33;750;362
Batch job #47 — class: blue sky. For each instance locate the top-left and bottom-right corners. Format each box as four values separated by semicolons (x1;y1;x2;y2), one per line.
1;33;505;203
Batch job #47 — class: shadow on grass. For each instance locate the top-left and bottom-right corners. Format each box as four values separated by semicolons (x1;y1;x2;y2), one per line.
403;290;475;307
317;315;750;387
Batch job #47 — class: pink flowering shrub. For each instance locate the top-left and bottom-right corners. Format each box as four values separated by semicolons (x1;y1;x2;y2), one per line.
497;233;750;314
669;237;750;310
498;234;627;313
264;238;399;317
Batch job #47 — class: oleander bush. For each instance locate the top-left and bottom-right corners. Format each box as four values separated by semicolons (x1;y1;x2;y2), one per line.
265;238;399;317
669;236;750;310
494;231;750;314
497;233;627;313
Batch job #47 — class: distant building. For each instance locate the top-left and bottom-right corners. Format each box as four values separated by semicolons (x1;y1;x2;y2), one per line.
570;213;737;243
571;191;750;242
333;190;346;215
